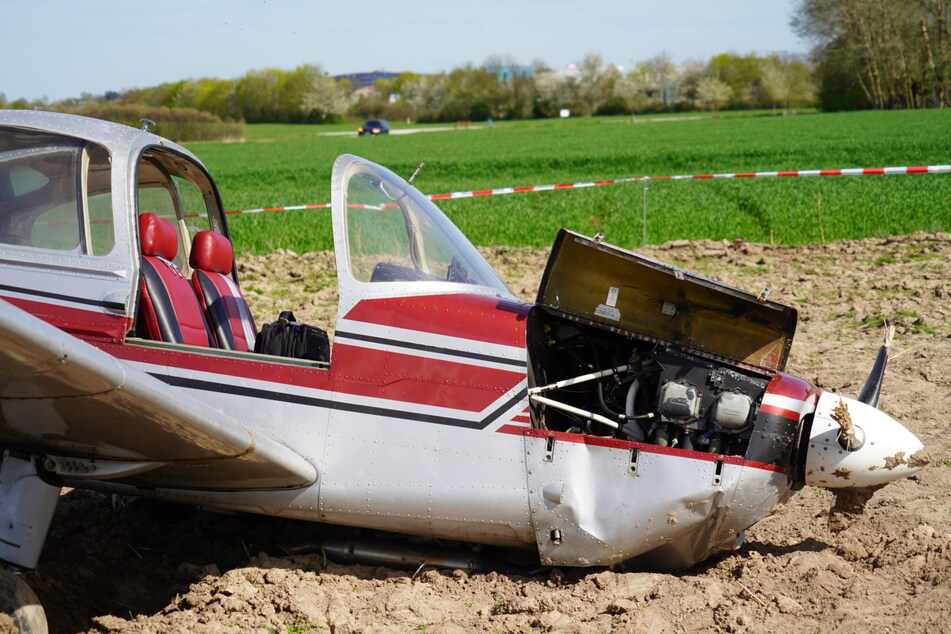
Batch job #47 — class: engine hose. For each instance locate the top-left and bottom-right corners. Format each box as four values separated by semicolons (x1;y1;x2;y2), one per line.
621;378;647;442
624;378;640;419
597;376;624;419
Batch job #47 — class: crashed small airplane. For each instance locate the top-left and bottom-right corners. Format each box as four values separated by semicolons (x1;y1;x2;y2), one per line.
0;111;928;631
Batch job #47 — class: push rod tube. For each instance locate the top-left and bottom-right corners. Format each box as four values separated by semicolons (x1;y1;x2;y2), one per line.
529;394;620;429
528;364;630;395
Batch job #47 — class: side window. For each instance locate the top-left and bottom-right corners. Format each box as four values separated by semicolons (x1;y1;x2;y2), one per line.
175;175;211;240
85;144;114;255
0;129;113;254
135;148;224;274
29;163;81;251
137;163;186;271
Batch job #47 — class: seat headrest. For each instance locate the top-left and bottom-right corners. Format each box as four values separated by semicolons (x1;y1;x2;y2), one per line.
189;230;234;275
139;213;179;260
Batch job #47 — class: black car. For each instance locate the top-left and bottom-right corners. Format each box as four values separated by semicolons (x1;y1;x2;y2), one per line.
358;119;390;136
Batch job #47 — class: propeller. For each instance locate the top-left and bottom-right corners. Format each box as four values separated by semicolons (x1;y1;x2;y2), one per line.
856;322;895;408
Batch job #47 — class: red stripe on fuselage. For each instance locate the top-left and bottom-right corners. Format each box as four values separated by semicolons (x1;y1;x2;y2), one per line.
343;294;528;347
497;425;787;474
3;295;129;343
331;343;525;411
100;338;525;412
99;341;335;390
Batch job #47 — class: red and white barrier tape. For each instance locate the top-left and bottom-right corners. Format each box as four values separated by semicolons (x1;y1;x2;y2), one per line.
225;203;328;216
429;164;951;200
226;164;950;216
224;202;394;216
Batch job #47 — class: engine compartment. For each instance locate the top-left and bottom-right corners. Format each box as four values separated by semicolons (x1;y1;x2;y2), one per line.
527;308;771;458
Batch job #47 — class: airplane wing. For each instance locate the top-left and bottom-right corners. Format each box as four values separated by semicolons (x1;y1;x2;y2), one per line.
0;299;316;490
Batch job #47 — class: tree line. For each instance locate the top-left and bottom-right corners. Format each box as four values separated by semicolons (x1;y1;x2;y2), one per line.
0;52;816;128
793;0;950;109
1;3;945;138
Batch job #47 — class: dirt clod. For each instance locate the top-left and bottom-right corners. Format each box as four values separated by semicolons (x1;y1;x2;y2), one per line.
828;486;882;533
908;449;933;468
884;452;907;470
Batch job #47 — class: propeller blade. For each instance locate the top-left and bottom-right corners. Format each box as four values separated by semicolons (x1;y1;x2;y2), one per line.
857;323;895;407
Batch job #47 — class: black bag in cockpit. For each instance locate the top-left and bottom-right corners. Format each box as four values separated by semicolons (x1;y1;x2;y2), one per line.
253;310;330;363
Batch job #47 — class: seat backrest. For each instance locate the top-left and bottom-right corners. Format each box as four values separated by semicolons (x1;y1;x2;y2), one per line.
137;213;214;347
189;230;257;352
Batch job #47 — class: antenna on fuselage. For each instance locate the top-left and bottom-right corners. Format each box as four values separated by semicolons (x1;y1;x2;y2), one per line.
407;162;425;186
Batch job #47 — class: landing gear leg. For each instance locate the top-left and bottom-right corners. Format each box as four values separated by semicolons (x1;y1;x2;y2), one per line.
0;451;61;633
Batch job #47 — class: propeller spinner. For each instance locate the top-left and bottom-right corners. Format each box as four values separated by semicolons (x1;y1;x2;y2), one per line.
805;325;929;488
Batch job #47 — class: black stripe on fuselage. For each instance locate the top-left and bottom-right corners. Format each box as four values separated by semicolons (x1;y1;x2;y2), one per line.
334;330;527;368
0;282;125;312
148;372;527;431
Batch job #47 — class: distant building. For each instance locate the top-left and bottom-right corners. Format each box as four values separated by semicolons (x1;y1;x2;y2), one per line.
549;63;581;80
484;66;534;82
333;71;400;89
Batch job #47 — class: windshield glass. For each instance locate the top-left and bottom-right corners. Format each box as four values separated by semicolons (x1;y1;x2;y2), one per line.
343;160;511;295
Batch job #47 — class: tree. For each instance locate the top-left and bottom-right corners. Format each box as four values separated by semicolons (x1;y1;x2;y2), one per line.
613;53;683;114
916;0;951;107
533;69;578;118
641;52;680;107
612;73;653;116
577;53;619;116
676;59;708;106
233;69;282;122
760;54;817;113
498;71;537;119
708;52;763;108
192;79;236;119
444;66;502;120
301;72;351;123
482;55;536;119
793;0;950;109
696;77;732;114
401;75;450;122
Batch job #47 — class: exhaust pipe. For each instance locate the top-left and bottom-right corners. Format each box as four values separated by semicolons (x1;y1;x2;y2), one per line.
281;536;546;575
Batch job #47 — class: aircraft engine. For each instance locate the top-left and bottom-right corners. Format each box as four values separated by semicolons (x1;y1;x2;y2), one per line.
520;230;930;570
525;229;928;556
526;314;771;462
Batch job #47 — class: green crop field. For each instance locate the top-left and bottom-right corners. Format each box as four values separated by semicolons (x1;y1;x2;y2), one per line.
185;110;951;255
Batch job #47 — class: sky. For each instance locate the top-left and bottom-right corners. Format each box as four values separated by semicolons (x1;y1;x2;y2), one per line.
2;0;807;102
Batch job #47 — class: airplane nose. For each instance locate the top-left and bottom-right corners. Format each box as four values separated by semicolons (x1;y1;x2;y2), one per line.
804;392;929;488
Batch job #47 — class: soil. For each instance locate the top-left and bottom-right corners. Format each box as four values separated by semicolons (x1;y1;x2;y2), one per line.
22;232;951;634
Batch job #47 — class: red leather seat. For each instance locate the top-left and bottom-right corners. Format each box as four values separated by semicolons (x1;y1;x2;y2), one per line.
189;230;257;352
137;213;214;347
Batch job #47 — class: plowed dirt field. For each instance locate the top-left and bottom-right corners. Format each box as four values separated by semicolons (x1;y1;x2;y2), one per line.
21;233;951;634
